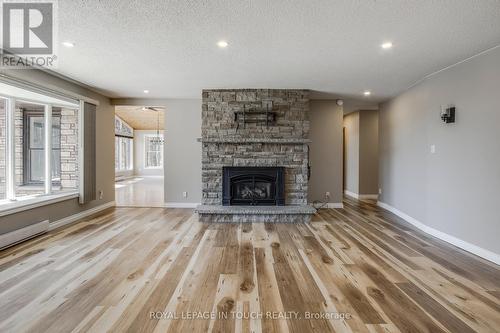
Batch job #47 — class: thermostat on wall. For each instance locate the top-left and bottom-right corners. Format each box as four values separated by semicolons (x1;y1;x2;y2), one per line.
440;105;455;123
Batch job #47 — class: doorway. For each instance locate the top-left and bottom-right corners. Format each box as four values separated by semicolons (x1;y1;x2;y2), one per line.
113;105;165;207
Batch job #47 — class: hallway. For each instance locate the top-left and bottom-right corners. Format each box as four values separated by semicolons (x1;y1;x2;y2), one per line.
115;176;164;207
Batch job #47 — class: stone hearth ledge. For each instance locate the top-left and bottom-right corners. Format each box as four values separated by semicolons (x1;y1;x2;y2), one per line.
197;138;311;144
195;205;316;223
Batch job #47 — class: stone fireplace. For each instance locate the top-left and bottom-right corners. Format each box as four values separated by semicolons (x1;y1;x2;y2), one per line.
196;89;316;222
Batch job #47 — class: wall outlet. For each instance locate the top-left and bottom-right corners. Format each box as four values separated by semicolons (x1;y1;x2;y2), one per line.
430;144;436;154
182;191;188;198
325;192;331;200
378;188;382;195
98;190;104;200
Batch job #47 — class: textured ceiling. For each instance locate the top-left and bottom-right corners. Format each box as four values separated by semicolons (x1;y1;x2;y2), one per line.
55;0;500;102
115;106;165;130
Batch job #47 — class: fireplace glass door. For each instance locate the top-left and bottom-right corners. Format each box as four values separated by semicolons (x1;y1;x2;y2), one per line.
222;167;285;206
231;175;275;205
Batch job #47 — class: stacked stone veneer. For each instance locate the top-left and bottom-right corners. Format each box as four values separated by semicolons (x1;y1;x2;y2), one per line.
201;89;310;206
59;108;79;189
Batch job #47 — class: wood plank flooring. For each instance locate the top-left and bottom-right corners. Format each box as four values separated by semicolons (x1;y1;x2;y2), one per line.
1;197;499;332
115;176;165;208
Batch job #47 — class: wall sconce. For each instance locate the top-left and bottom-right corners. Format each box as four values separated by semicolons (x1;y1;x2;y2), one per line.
440;105;455;123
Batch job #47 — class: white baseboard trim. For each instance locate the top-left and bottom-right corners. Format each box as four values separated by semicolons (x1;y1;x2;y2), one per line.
358;194;378;200
344;190;378;200
377;201;500;265
115;175;136;181
344;190;359;199
310;202;344;209
164;202;199;208
49;201;116;231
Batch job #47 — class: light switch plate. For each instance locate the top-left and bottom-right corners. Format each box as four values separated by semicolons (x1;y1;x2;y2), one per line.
430;145;436;154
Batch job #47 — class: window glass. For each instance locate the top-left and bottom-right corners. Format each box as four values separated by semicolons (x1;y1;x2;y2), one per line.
114;116;134;172
145;134;163;168
115;116;133;137
115;137;120;170
115;136;133;171
120;138;127;170
126;138;132;170
15;102;45;198
52;116;61;182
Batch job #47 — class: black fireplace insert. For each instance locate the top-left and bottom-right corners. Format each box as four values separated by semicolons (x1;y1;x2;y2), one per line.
222;166;285;206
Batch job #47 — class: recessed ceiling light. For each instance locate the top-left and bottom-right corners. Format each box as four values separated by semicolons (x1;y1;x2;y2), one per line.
381;42;393;49
217;40;228;48
364;91;371;96
143;90;149;94
62;41;75;48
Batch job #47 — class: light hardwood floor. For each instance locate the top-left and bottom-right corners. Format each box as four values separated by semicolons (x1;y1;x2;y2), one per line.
0;198;499;332
115;176;164;207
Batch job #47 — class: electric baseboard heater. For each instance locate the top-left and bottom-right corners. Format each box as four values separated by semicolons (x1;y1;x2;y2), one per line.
0;220;49;250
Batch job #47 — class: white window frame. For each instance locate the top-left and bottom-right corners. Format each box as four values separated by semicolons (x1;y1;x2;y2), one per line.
144;134;163;169
0;86;81;215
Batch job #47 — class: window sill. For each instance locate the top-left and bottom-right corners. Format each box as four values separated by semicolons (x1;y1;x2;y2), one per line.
0;191;79;218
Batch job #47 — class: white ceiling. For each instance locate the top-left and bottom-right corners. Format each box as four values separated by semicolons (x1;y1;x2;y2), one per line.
56;0;500;102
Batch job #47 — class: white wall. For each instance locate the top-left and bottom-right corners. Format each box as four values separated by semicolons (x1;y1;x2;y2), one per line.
379;46;500;259
359;110;379;195
308;101;343;204
163;99;202;205
134;130;164;176
343;112;359;194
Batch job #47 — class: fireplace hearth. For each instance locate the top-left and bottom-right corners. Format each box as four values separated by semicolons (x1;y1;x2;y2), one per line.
222;167;285;206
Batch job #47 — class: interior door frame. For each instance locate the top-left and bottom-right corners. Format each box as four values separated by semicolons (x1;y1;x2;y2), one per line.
342;126;346;191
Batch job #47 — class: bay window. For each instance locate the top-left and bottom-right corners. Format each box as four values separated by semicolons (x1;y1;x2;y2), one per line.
0;82;80;206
